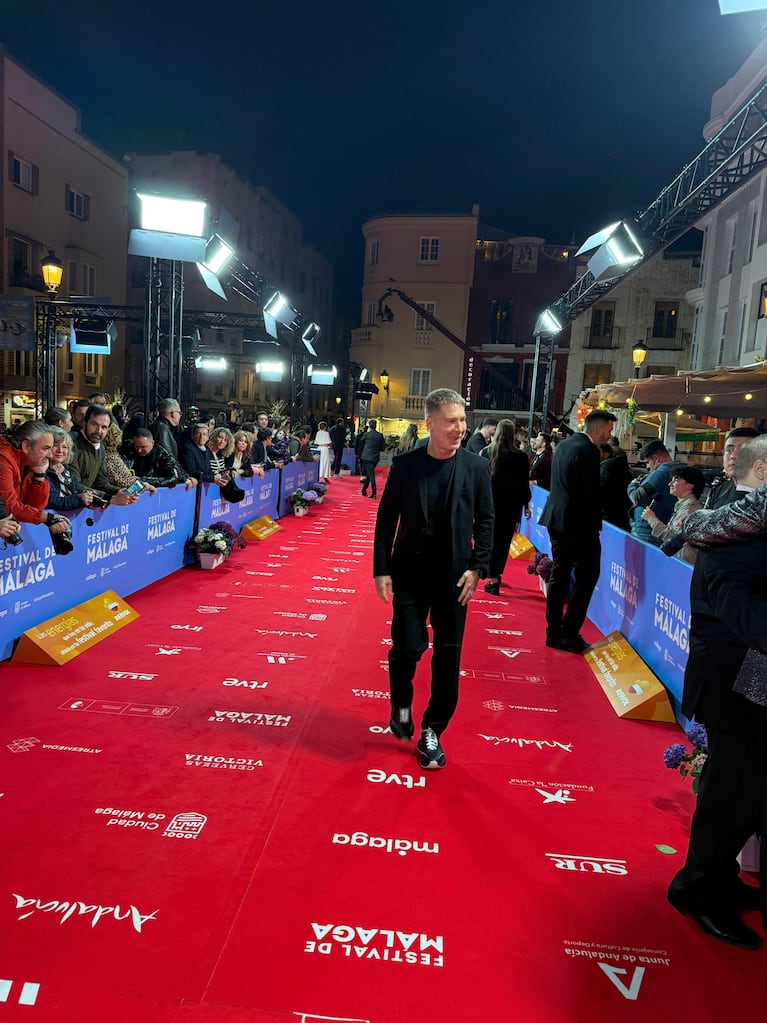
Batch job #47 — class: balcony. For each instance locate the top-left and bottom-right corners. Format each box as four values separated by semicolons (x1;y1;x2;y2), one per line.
350;326;378;347
402;395;427;413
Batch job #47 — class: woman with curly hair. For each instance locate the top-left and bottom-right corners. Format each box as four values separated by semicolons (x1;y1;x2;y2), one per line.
207;427;234;478
480;418;532;595
102;421;136;490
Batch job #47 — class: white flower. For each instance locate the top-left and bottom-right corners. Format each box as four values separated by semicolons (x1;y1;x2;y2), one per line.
215;540;227;551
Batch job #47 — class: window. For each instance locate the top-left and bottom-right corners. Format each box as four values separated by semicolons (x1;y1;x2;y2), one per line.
10;154;36;193
82;264;96;296
759;282;767;318
644;364;674;377
652;301;678;340
588;303;615;347
689;307;701;370
698;228;708;288
414;302;435;331
83;353;101;376
365;302;376;326
737;300;748;359
725;217;737;276
369;240;380;266
747;204;759;264
67;260;78;295
488;300;514;343
582;363;613;389
65;185;89;220
7;351;34;376
10;237;31;283
410;368;431;396
717;309;728;364
419;237;439;262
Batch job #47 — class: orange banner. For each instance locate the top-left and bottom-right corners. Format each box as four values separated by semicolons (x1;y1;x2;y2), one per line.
585;631;675;722
12;590;138;666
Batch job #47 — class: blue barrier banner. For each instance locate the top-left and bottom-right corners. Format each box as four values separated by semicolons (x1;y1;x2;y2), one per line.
1;486;196;662
278;460;320;515
196;473;280;533
340;448;355;471
520;484;691;707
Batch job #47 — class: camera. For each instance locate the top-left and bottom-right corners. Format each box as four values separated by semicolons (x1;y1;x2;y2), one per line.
49;516;74;556
89;494;108;509
6;529;22;547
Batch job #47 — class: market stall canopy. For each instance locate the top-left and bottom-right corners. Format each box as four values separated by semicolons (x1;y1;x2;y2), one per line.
582;361;767;417
633;411;720;441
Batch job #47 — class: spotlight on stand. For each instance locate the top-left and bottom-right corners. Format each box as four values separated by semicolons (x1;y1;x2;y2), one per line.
577;220;644;282
534;309;563;336
256;359;286;382
308;364;337;385
196;234;236;299
128;193;208;262
301;322;321;358
195;355;227;371
262;291;298;340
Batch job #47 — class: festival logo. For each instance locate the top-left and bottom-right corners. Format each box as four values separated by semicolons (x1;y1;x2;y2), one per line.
0;544;56;598
208;709;291;727
11;893;157;932
653;590;689;653
546;853;627;874
304;922;443;967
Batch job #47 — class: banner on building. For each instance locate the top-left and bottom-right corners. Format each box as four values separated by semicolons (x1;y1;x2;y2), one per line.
0;295;36;351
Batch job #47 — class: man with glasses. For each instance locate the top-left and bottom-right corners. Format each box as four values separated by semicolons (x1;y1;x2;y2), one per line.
150;398;183;461
627;440;681;546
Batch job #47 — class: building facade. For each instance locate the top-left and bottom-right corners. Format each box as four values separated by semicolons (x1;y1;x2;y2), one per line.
0;48;129;426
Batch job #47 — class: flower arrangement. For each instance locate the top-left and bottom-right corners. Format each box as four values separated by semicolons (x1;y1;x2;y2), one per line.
663;722;708;794
287;488;318;510
192;521;247;559
312;480;327;497
526;552;553;582
625;397;641;424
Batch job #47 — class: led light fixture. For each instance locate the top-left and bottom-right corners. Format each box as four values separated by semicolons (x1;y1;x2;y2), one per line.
128;193;208;261
534;309;563;336
255;360;286;382
69;317;116;355
308;363;337;385
195;356;227;371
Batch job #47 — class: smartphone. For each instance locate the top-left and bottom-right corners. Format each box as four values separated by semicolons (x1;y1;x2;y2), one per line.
124;479;147;496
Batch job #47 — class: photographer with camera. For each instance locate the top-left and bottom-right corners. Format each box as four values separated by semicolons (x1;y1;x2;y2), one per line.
0;493;21;543
70;405;140;506
0;420;71;539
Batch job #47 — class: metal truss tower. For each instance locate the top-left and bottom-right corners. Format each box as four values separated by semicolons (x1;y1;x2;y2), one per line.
144;258;185;417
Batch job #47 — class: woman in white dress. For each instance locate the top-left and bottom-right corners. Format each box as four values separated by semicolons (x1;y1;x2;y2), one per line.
314;421;332;482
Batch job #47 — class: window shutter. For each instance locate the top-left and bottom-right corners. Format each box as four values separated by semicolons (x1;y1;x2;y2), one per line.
31;164;39;195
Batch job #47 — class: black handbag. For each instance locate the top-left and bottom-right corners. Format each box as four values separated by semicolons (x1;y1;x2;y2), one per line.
222;479;245;503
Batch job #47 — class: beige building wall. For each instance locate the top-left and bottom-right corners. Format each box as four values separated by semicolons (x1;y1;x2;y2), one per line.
1;49;129;422
350;210;478;430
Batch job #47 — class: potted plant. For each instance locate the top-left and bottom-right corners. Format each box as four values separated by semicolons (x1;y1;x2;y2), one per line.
526;551;553;595
313;480;327;503
287;488;317;517
191;522;247;568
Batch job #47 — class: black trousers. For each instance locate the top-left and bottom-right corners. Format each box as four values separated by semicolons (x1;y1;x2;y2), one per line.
360;459;378;495
545;528;601;639
331;446;344;475
488;504;522;580
669;725;763;913
388;570;468;737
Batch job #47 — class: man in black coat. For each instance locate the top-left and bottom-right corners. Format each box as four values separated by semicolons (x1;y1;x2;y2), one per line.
538;410;616;652
329;417;347;476
359;420;386;499
667;437;767;950
150;397;182;460
373;389;494;771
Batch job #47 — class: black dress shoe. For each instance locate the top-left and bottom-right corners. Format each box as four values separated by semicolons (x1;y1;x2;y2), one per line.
667;890;763;950
559;634;590;653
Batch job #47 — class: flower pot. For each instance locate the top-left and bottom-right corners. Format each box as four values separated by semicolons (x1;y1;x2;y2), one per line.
199;552;225;570
538;576;549;597
293;506;308;517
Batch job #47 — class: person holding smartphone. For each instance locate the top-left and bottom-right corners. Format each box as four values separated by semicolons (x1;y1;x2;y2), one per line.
69;405;139;506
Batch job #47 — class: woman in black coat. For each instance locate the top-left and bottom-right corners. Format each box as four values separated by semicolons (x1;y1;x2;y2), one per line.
599;444;633;531
480;419;532;595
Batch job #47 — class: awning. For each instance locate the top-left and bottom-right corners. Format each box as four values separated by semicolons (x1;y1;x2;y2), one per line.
582;361;767;417
633;411;720;441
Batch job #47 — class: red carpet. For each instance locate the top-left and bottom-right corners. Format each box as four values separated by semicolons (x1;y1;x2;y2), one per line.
1;469;765;1020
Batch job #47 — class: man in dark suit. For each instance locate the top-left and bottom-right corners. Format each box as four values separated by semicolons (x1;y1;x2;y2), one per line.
359;420;386;499
329;417;347;476
373;388;494;770
667;437;767;950
539;409;616;652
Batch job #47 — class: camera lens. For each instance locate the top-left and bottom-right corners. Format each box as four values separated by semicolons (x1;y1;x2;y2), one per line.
7;530;23;547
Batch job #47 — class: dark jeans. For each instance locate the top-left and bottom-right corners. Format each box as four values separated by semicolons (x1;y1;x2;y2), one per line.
388;571;468;737
545;528;601;639
360;459;378;495
489;504;522;580
669;725;762;913
332;447;344;475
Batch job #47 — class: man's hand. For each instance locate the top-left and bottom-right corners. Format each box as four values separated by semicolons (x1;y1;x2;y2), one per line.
49;516;71;535
144;482;157;496
185;477;198;491
456;569;480;606
0;515;19;538
111;490;139;506
375;575;394;604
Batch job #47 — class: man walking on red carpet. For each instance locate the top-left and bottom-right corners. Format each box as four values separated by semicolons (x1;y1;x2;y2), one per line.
373;388;494;770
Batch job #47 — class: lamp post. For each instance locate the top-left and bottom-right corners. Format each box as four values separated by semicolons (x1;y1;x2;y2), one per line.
39;249;63;412
632;340;648;378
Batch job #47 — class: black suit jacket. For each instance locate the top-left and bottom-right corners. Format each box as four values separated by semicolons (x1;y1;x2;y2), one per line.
682;535;767;730
373;445;494;582
539;432;602;534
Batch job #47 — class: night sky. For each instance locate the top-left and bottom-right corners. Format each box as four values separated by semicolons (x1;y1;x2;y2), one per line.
2;0;766;314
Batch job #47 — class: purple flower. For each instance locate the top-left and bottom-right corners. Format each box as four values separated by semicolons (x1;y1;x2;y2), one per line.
685;723;708;750
663;743;687;769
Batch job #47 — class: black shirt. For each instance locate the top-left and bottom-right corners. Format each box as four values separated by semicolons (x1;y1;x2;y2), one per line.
424;454;456;557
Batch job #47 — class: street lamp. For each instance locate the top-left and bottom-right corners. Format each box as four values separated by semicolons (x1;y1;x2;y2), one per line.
632;340;648;378
39;249;64;411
